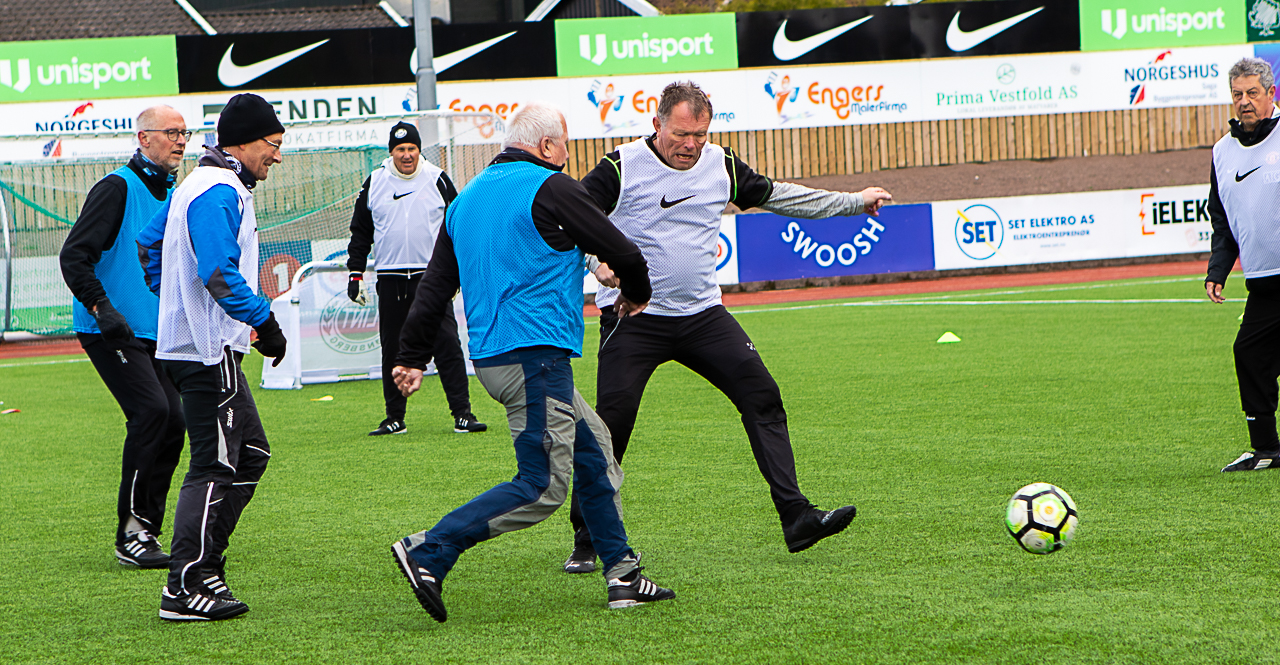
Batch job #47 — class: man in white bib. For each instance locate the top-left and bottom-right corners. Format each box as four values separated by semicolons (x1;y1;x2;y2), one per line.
346;122;485;437
562;81;893;572
1206;57;1280;472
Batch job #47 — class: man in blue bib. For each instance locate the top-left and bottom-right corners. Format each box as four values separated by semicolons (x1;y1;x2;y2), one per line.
59;105;190;569
388;101;675;622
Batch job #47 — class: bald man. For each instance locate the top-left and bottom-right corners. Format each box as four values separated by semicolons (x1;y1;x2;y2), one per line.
59;105;191;568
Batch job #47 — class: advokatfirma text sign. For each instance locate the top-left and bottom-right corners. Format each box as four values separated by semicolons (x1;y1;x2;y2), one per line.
0;36;178;104
1080;0;1245;51
554;14;738;78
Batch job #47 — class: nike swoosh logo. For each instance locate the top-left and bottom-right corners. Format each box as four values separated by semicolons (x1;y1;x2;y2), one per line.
218;39;330;88
409;31;517;76
1236;166;1262;182
772;16;873;62
945;7;1044;52
660;195;694;208
392;191;415;200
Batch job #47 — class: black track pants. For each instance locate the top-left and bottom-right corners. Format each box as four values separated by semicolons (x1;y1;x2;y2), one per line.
570;305;808;544
1235;289;1280;449
376;272;471;421
161;350;270;594
80;334;185;546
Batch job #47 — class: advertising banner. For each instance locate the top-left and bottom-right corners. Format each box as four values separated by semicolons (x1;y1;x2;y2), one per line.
0;36;177;104
1080;0;1246;51
908;0;1081;59
736;204;934;283
554;14;738;78
175;23;555;94
1247;0;1280;41
931;184;1211;271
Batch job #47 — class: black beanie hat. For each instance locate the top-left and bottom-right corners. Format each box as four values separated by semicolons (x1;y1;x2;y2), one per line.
388;121;421;151
218;93;286;147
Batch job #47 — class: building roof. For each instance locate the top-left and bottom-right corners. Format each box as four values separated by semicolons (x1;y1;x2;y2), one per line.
0;0;396;42
0;0;204;41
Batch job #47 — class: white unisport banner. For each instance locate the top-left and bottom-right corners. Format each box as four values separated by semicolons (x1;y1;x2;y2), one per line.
932;184;1212;271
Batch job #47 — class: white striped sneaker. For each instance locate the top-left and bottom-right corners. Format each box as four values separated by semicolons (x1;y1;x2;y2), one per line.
1221;449;1280;472
606;567;675;609
116;531;169;569
159;586;248;621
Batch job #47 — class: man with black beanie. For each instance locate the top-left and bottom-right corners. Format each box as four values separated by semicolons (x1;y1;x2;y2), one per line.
136;92;287;621
346;121;485;436
59;104;189;569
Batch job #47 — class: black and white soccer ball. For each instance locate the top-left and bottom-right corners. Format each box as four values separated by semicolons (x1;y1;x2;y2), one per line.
1005;483;1079;555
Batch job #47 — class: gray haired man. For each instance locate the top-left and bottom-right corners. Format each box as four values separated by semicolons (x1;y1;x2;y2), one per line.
1206;57;1280;471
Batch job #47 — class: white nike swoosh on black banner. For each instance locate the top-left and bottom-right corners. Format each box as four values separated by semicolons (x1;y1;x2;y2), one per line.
409;31;518;76
945;7;1044;52
771;16;874;61
217;39;331;88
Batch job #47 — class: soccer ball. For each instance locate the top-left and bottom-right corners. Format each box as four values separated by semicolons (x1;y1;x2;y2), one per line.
1005;483;1078;555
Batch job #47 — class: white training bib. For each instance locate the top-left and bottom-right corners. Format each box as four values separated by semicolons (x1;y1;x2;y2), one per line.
367;156;447;270
1212;115;1280;280
596;139;730;316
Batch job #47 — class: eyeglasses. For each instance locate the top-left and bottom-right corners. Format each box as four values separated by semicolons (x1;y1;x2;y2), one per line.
142;129;193;141
260;137;282;151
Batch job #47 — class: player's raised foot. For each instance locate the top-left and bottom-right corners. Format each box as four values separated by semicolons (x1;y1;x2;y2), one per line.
563;538;597;574
116;531;169;568
783;504;857;553
453;413;487;433
159;586;248;621
1221;449;1280;472
607;567;675;609
391;540;446;623
369;419;407;436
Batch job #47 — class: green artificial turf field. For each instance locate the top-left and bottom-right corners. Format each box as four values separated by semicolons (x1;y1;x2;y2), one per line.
3;274;1277;664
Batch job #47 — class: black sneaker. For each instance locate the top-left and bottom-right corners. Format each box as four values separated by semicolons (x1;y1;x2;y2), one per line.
563;541;597;574
1222;449;1280;472
201;556;237;602
116;531;169;568
783;504;857;553
454;414;487;433
607;566;675;609
159;586;248;621
369;419;407;436
391;541;446;623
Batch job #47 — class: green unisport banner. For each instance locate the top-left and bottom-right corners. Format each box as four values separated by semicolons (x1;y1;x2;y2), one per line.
555;14;737;78
1246;0;1280;41
0;36;177;104
1080;0;1246;50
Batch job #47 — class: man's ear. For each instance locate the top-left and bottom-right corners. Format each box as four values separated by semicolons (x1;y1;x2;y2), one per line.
652;116;661;133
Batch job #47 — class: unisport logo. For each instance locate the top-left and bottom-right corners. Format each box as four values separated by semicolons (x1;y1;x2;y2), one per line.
1100;6;1228;40
0;59;31;92
579;31;717;66
1;55;156;94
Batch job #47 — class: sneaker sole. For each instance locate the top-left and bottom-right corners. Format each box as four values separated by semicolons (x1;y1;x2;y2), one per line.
390;542;447;623
369;429;408;436
116;552;169;569
563;560;596;574
787;506;857;553
608;593;675;610
158;604;249;621
454;428;487;433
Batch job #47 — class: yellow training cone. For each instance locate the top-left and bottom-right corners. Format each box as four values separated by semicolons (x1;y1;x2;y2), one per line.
310;395;334;402
937;332;962;343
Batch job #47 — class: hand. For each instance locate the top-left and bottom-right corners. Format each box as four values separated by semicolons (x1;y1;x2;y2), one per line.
1206;281;1225;304
348;273;366;305
614;294;647;318
393;366;424;397
594;262;618;288
92;299;135;345
859;187;893;217
251;312;288;367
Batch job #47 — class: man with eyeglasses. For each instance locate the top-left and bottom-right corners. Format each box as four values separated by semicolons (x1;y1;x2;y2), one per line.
59;104;191;571
137;93;288;621
1207;57;1280;472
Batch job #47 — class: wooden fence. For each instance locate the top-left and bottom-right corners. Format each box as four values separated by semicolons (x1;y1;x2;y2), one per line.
563;103;1234;181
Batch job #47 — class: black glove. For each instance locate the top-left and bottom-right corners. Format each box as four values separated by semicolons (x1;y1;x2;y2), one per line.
251;312;287;367
347;272;366;305
92;298;134;345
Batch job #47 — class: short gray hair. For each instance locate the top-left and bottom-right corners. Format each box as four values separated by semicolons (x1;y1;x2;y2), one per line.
1229;57;1275;91
502;101;565;149
657;81;713;126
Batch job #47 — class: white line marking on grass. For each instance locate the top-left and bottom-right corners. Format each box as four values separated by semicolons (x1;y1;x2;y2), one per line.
875;276;1204;303
0;357;91;369
733;298;1244;315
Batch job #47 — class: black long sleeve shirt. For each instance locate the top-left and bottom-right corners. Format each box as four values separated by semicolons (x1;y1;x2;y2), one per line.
1207;115;1280;292
59;151;173;309
395;148;651;370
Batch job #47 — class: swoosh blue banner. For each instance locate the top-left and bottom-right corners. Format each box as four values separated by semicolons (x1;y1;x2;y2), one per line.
735;0;1079;68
